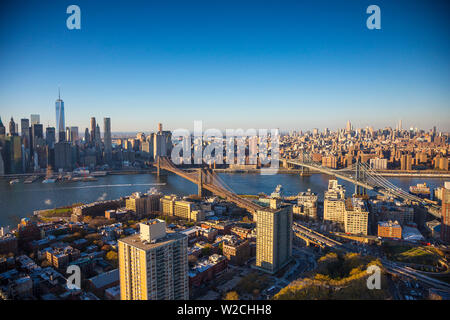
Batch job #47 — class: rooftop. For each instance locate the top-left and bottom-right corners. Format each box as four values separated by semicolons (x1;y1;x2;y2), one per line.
119;231;186;251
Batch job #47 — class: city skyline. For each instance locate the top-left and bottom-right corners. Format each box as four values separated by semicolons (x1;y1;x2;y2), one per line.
0;103;447;136
0;0;449;131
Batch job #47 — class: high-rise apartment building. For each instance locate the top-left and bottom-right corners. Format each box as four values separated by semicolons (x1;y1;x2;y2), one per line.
323;180;368;234
441;183;450;243
323;180;346;225
255;199;292;274
343;198;369;235
118;219;189;300
400;154;412;171
370;158;388;170
125;192;162;217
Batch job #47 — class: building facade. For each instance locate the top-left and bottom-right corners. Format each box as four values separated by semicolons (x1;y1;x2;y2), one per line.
441;184;450;243
255;200;292;274
118;220;189;300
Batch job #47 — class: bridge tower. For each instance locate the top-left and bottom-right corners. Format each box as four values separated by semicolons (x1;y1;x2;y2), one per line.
156;156;161;177
198;168;204;197
299;166;311;177
354;161;367;196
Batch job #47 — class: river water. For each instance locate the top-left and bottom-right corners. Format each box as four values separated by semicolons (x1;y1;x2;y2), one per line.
0;172;447;227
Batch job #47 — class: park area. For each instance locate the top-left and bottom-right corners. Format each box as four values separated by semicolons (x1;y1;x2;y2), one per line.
381;241;444;267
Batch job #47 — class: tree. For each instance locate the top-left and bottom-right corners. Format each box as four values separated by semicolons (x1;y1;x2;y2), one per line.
106;251;118;268
201;244;213;257
41;260;51;268
101;244;112;251
224;291;239;300
93;240;104;248
188;255;198;267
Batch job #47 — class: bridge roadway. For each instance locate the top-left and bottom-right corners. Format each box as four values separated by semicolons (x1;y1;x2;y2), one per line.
293;222;343;248
155;157;263;215
286;160;375;191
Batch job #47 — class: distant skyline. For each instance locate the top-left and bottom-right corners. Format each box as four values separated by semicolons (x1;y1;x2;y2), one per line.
1;0;449;132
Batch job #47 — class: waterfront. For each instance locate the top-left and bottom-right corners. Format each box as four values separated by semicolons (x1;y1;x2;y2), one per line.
0;172;447;228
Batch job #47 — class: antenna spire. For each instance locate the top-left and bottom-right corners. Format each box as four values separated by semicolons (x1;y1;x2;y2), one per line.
58;86;61;100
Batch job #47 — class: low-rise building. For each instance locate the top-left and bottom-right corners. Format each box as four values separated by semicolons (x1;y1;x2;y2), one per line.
189;254;227;287
378;221;402;239
222;236;250;266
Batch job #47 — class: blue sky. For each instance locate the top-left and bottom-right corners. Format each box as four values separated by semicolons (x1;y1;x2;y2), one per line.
0;0;449;132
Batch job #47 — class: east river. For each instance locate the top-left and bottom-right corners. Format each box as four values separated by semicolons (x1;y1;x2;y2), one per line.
0;172;447;227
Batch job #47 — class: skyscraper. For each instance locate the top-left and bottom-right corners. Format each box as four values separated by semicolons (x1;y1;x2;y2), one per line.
4;135;22;173
0;116;5;136
255;199;293;274
20;119;30;148
9;117;16;136
104;117;112;163
54;141;73;171
95;124;101;144
55;90;65;142
84;128;90;143
118;219;189;300
31;123;44;152
153;132;167;158
45;127;56;149
346;120;352;132
0;151;4;175
153;123;172;158
69;126;79;144
30;114;40;126
90;117;96;144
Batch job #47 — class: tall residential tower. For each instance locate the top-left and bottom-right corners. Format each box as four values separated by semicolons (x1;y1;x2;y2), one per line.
118;219;189;300
255;199;293;274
